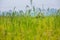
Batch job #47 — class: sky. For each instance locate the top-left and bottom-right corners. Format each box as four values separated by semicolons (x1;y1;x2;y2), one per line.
0;0;60;11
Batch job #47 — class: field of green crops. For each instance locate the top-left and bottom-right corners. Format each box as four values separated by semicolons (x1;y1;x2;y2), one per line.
0;0;60;40
0;15;60;40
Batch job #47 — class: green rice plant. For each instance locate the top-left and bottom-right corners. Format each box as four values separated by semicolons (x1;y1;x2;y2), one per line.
0;2;60;40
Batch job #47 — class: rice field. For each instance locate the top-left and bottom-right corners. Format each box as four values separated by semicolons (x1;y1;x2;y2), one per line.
0;14;60;40
0;0;60;40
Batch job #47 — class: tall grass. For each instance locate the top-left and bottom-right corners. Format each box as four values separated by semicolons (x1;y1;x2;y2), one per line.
0;0;60;40
0;9;60;40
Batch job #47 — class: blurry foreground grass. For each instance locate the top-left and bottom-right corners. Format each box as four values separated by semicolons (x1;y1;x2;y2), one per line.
0;16;60;40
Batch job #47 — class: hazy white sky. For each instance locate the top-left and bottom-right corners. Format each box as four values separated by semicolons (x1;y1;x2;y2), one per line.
0;0;60;11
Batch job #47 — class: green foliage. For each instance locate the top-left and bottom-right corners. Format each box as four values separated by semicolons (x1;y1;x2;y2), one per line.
0;3;60;40
0;13;60;40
